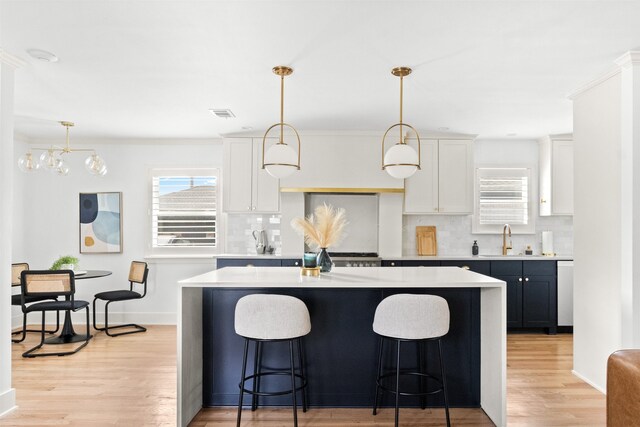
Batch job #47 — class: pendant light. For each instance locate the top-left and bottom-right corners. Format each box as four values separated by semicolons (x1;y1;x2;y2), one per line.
17;121;108;176
382;67;421;179
262;66;301;179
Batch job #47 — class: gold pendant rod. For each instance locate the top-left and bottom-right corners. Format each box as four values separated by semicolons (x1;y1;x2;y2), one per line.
280;73;284;144
399;74;404;143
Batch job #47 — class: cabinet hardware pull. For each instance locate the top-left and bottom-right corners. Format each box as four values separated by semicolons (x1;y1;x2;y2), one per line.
525;277;529;282
390;262;395;266
540;198;547;204
518;278;523;282
462;266;470;270
246;264;254;267
294;261;299;266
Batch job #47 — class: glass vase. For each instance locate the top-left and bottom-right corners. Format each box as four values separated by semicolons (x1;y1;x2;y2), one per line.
316;248;333;272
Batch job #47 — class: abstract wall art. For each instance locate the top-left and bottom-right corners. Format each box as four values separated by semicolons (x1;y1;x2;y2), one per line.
79;192;122;253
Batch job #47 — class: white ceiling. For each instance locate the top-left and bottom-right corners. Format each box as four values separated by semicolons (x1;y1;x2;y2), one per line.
2;1;640;141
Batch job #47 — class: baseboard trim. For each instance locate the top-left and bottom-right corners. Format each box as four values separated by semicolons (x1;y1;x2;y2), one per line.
16;311;176;327
572;370;606;394
0;388;17;418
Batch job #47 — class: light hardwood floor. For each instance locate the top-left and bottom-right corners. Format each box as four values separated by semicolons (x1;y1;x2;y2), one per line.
2;327;605;426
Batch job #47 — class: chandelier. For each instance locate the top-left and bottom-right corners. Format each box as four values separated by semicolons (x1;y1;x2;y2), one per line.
261;65;301;179
17;121;107;176
381;67;421;179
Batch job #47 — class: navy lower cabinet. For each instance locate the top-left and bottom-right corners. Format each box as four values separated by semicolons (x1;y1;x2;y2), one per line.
491;260;557;334
216;258;282;268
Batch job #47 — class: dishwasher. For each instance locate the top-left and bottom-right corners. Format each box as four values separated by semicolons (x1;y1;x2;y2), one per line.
557;261;574;327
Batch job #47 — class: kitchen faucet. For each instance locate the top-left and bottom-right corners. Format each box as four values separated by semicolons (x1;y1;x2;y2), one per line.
502;224;512;255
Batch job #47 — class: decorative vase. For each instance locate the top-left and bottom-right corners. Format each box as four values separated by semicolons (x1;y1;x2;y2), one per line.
316;248;333;272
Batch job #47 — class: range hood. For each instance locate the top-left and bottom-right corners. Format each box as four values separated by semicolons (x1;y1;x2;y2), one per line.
281;187;404;193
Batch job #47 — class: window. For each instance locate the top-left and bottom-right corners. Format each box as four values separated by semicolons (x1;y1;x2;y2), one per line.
150;168;218;252
472;167;535;234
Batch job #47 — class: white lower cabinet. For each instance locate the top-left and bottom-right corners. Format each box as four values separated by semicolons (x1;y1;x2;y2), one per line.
223;138;280;213
404;139;474;214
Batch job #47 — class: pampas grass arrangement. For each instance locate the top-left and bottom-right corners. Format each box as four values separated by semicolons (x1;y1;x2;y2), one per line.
291;203;347;249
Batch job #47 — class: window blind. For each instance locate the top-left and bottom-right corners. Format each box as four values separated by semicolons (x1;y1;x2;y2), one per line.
151;175;217;247
478;172;529;225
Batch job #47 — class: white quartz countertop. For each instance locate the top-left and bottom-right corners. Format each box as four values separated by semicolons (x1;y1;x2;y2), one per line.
382;255;573;261
179;266;505;289
214;254;572;261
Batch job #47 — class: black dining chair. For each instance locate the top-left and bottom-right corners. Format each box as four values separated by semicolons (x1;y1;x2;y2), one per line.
11;263;60;343
20;270;91;357
92;261;149;337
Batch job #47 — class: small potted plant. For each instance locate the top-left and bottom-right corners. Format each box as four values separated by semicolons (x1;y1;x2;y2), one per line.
50;255;79;271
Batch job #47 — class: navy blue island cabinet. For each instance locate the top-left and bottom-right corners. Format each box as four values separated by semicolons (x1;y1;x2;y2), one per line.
203;259;482;409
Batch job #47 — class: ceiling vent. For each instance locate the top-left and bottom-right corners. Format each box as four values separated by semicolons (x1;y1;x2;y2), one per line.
209;109;236;119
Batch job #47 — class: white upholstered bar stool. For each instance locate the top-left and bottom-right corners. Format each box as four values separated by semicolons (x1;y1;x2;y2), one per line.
372;293;451;427
234;294;311;427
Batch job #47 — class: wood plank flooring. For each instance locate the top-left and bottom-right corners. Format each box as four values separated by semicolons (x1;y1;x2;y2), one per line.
2;327;605;426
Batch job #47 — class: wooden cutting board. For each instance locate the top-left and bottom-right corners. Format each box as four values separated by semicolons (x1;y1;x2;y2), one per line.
416;226;437;256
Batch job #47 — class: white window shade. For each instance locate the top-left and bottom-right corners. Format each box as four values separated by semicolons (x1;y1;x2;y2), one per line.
150;169;218;250
473;167;535;234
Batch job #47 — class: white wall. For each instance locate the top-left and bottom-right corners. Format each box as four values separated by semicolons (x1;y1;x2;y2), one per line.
1;51;18;418
573;72;622;392
12;139;223;327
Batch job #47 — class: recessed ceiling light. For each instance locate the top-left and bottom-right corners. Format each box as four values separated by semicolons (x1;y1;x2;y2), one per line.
209;109;236;119
26;48;58;63
438;127;450;131
507;133;518;137
241;126;253;130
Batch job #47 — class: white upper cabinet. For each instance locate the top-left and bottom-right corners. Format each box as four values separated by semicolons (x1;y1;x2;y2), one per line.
539;136;573;216
223;138;280;213
404;139;474;214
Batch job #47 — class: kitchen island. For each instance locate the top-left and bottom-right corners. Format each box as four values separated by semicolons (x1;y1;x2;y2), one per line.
178;266;506;426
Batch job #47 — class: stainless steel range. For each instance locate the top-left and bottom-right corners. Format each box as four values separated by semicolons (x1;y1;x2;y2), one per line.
329;252;381;267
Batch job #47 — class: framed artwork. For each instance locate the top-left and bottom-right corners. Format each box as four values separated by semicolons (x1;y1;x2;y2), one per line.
79;192;122;253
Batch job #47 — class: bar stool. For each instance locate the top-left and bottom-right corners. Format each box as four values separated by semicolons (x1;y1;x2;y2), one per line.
234;294;311;427
372;293;451;427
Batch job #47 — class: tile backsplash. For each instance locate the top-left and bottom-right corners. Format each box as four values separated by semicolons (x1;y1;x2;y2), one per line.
226;213;573;257
403;215;573;256
225;214;283;255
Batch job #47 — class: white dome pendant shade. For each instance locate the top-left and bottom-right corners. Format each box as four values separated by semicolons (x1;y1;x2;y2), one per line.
384;143;419;179
382;67;421;179
261;66;301;179
264;138;299;178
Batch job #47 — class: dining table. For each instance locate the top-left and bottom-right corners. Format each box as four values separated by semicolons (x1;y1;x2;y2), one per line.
44;270;112;345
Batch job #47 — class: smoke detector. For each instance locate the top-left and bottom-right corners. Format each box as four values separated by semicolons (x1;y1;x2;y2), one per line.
26;49;58;63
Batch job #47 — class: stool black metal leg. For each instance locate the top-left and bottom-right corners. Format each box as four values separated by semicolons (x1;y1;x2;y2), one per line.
297;338;308;412
251;341;260;411
289;340;298;427
237;339;249;427
395;339;401;427
373;337;384;415
438;339;451;427
419;340;426;410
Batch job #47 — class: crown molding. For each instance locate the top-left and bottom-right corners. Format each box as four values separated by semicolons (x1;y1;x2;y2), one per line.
614;51;640;68
0;48;26;68
568;51;640;100
567;66;621;100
